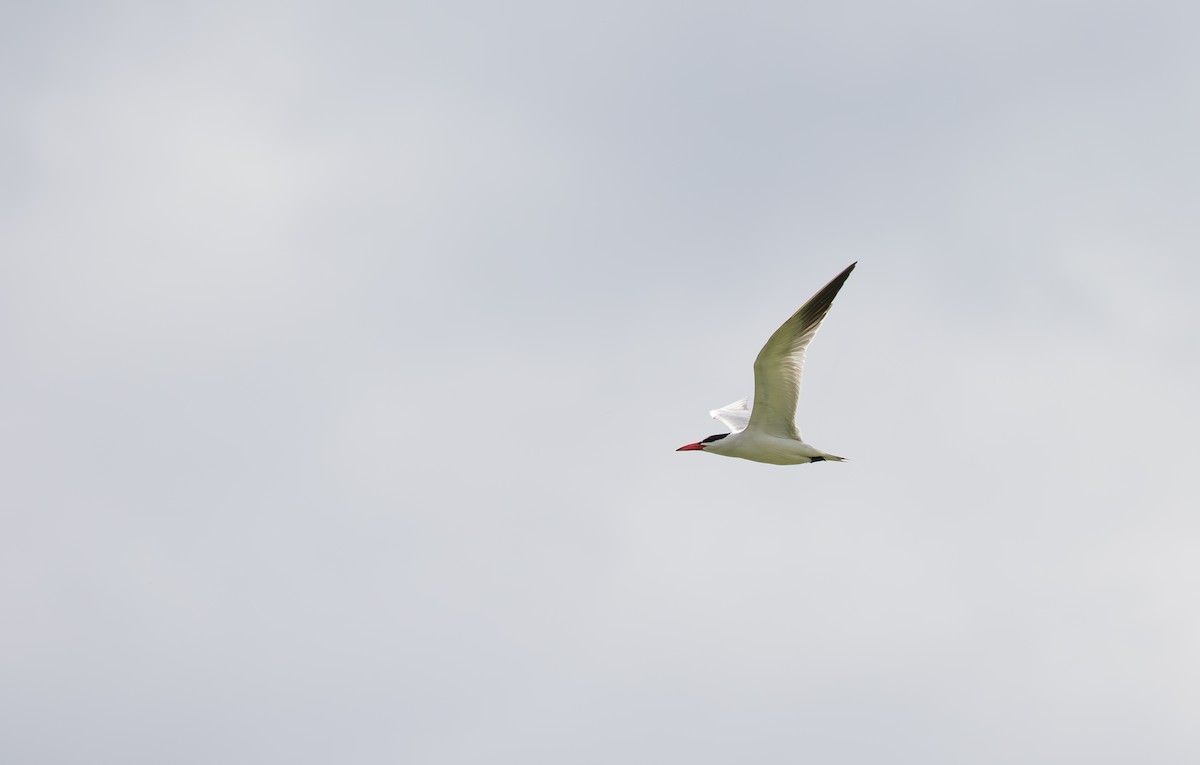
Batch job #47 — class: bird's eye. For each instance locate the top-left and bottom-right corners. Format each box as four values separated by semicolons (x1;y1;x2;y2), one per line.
701;433;729;444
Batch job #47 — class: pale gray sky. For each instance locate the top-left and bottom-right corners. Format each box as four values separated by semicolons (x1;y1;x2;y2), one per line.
3;1;1200;763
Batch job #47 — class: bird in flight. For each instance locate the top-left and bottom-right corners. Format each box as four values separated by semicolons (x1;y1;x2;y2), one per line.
677;262;856;465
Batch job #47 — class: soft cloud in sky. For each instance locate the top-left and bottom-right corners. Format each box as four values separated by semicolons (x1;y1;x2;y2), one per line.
3;1;1199;763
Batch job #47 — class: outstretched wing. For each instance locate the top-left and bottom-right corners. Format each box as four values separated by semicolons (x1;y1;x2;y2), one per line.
746;262;856;440
709;398;751;432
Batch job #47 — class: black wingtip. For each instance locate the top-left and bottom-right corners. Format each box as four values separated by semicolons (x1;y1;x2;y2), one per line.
790;261;857;325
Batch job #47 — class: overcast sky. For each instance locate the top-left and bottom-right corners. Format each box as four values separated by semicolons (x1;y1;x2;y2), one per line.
3;1;1200;763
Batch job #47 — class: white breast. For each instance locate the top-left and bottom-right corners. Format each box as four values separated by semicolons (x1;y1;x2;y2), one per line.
703;429;827;465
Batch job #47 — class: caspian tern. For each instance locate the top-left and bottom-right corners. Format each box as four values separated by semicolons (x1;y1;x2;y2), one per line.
677;262;856;465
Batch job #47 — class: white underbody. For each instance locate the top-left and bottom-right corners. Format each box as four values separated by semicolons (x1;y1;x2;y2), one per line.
702;429;843;465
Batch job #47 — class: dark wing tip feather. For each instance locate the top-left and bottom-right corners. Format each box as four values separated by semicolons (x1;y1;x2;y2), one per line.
788;261;856;329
